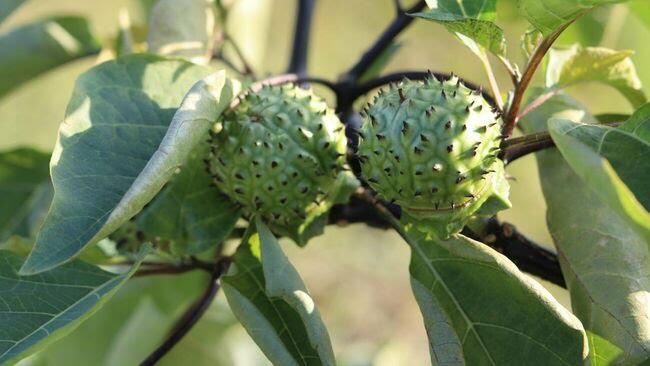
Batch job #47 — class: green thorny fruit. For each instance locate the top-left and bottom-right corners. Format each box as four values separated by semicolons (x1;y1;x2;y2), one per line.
207;83;358;244
358;74;511;238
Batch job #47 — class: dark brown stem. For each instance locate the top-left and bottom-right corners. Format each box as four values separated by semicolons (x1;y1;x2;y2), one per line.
140;259;231;365
502;20;575;137
223;32;256;77
133;257;217;277
462;218;565;287
500;121;622;164
287;0;316;76
354;189;565;287
340;0;426;83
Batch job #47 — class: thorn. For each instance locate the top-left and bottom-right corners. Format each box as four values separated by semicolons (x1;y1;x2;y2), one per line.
414;146;423;154
446;144;454;153
431;187;438;193
414;190;422;197
420;134;429;142
445;121;452;129
368;177;379;183
376;133;385;140
441;90;447;100
235;173;244;180
398;88;406;102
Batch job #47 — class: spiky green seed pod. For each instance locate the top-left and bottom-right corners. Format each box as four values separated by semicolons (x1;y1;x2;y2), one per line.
207;84;356;243
358;75;511;237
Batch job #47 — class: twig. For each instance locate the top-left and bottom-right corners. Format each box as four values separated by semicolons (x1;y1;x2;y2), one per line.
140;259;231;365
500;120;622;164
340;0;427;83
355;188;565;286
462;218;565;287
287;0;316;76
516;89;560;121
479;53;504;110
502;20;577;137
223;32;256;77
133;257;216;277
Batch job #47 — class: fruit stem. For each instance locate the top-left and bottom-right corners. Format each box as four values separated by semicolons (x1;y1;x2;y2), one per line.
502;19;578;137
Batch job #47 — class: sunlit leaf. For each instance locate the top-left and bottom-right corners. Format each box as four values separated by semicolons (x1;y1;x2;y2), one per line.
222;218;336;365
518;0;631;36
0;246;149;364
413;0;506;58
0;16;100;98
619;102;650;142
27;270;210;365
521;92;650;364
549;118;650;225
404;227;588;365
20;55;238;275
136;144;241;255
546;44;646;107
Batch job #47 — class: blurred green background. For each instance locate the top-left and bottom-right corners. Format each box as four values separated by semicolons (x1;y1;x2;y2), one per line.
3;0;648;364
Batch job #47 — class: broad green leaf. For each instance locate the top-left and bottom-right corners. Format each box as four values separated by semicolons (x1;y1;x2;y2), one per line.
136;144;241;255
20;55;237;275
619;102;650;142
0;148;50;242
521;92;650;364
412;11;506;57
0;0;26;23
546;44;646;108
414;0;506;58
548;119;650;239
404;227;588;365
27;270;210;365
518;0;630;36
424;0;497;20
147;0;217;65
0;246;149;365
0;16;100;98
222;219;336;366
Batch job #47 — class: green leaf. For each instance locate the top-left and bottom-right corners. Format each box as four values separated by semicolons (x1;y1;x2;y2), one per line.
0;0;26;23
412;11;506;57
548;119;650;239
147;0;217;65
518;0;630;36
424;0;497;20
521;92;650;364
135;144;242;255
619;102;650;142
546;44;646;108
29;270;210;365
404;227;588;365
222;218;336;366
0;246;149;365
20;55;238;275
0;16;100;98
0;148;50;242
